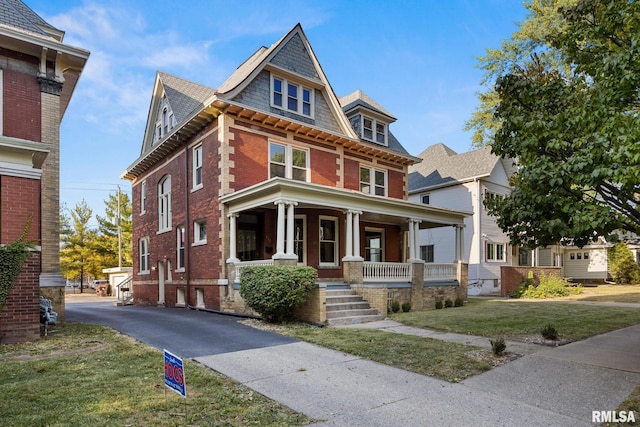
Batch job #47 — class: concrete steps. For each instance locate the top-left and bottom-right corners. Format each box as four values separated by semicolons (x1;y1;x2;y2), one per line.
325;288;384;326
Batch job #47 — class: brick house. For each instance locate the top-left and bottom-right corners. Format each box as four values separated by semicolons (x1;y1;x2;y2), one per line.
122;24;469;324
0;0;88;343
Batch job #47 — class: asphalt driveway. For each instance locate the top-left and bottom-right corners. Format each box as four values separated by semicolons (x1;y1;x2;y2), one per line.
65;298;297;358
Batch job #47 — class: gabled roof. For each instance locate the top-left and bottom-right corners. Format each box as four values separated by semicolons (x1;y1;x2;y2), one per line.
0;0;62;41
140;72;217;155
408;143;504;192
124;24;421;180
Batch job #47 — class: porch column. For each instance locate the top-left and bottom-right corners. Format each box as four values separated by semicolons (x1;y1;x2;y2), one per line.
286;201;298;256
353;211;361;259
345;210;353;258
275;200;286;256
454;224;465;262
408;219;421;261
226;213;239;263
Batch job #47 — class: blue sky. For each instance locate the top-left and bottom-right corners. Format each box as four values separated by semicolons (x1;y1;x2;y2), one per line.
26;0;528;226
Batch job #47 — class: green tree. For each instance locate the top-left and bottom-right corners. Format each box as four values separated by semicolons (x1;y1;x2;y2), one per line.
608;242;640;285
60;200;97;291
478;0;640;248
465;0;577;147
95;189;132;268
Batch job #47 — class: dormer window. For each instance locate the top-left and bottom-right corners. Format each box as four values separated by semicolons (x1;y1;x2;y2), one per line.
362;115;387;146
271;74;314;118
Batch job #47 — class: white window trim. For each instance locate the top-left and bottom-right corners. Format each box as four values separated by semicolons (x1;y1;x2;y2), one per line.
361;115;387;146
292;215;307;265
269;141;309;182
319;215;339;266
139;237;150;274
192;144;203;191
487;242;506;262
360;166;387;197
176;226;185;272
158;176;172;233
270;74;314;118
193;219;207;246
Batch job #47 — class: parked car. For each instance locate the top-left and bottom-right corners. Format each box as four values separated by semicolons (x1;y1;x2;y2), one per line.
90;279;108;290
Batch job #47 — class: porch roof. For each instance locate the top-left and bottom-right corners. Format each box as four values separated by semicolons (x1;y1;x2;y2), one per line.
220;177;471;229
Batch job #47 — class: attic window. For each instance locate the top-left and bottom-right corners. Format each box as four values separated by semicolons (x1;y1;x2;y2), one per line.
271;74;314;118
362;115;387;146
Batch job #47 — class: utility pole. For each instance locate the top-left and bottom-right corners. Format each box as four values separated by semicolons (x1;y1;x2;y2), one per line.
117;185;122;268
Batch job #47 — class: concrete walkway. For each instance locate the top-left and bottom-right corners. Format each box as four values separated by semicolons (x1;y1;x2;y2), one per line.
196;320;640;426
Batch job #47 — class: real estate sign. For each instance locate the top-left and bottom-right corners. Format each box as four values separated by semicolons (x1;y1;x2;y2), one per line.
164;349;186;398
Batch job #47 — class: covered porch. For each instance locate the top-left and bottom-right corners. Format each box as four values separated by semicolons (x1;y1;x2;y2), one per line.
220;178;470;322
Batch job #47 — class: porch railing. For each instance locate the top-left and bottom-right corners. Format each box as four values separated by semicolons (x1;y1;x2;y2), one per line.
363;262;412;283
233;259;275;283
424;263;457;282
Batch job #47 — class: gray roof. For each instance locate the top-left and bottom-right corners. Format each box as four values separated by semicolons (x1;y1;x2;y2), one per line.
408;143;501;191
158;71;217;123
0;0;60;40
340;89;396;121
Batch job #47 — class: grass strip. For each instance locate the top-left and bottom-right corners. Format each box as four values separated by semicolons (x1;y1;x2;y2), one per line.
389;299;640;341
278;324;491;382
0;323;311;427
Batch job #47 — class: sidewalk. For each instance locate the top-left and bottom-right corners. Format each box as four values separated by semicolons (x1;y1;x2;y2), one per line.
196;320;640;426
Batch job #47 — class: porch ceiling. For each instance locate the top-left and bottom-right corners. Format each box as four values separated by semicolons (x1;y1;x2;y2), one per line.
220;177;471;229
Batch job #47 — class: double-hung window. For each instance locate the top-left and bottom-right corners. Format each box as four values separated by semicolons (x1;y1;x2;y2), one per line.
139;237;150;273
360;166;386;196
421;245;434;263
158;175;172;232
487;243;505;262
361;115;387;145
193;144;203;190
176;226;185;270
269;142;308;181
319;217;338;266
271;75;313;118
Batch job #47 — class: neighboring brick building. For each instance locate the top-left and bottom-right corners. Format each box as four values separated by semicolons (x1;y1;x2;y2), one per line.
0;0;88;343
122;24;468;323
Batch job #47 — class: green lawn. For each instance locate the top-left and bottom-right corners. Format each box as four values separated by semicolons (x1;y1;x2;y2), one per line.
0;323;311;427
388;298;640;341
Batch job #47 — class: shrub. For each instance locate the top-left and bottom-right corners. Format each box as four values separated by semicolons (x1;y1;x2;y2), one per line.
390;300;401;313
444;298;453;308
490;337;506;356
454;297;463;307
609;242;640;284
513;272;582;299
240;265;317;323
435;299;444;309
541;324;559;341
401;302;411;312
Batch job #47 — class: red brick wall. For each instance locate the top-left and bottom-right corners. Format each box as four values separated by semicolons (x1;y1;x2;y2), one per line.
0;253;41;344
344;158;360;191
229;127;269;189
3;68;41;141
1;176;41;244
310;147;339;186
131;124;223;308
388;169;405;200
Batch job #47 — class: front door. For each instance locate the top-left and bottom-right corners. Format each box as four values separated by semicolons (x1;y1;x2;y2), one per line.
365;229;384;262
237;213;263;261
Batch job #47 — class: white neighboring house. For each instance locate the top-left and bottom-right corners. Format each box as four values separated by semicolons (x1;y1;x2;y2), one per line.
408;143;516;295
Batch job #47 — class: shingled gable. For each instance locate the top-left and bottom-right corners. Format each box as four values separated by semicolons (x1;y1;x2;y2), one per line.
408;143;505;191
216;23;357;140
140;71;216;154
